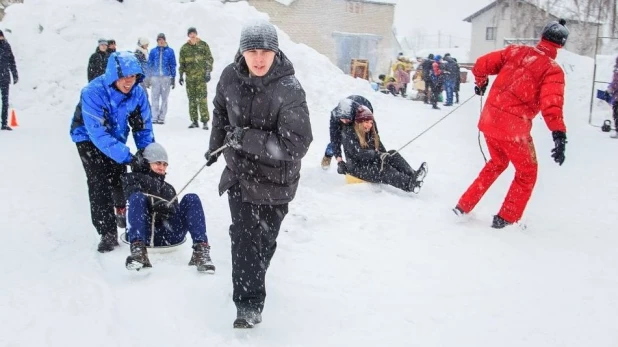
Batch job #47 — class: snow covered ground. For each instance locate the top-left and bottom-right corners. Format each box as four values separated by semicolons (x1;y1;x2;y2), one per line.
1;0;617;346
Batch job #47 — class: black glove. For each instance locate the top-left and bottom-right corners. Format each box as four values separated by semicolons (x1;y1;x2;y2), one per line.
387;149;397;155
204;148;221;167
152;199;175;219
224;125;246;150
474;80;488;96
551;131;567;166
337;161;347;175
171;77;175;89
130;150;148;173
179;75;184;86
13;76;18;85
205;70;211;83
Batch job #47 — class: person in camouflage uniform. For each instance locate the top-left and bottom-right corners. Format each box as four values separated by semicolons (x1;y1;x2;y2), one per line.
179;27;214;130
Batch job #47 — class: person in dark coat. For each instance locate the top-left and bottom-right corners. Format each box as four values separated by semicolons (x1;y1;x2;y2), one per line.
341;106;427;193
421;53;434;104
442;54;459;106
87;39;109;82
70;51;155;253
204;20;313;329
320;95;373;171
107;39;117;54
122;142;215;273
0;29;18;131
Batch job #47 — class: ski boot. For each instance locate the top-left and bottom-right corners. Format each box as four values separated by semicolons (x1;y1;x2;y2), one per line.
188;121;199;129
233;308;262;329
321;155;332;170
491;215;512;229
97;231;119;253
188;242;215;273
125;241;152;271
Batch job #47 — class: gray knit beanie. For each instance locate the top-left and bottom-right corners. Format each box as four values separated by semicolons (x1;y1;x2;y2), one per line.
143;143;168;164
239;21;279;53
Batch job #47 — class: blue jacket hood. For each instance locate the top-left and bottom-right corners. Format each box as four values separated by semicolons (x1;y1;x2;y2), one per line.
104;51;145;86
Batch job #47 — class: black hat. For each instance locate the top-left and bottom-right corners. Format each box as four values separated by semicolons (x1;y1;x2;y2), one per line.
239;21;279;53
428;53;434;59
541;18;569;46
187;27;197;36
107;39;116;45
157;33;166;41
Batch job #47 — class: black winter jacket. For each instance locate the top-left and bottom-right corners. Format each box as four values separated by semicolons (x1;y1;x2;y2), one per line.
209;51;313;205
122;171;179;221
341;125;386;167
87;48;110;82
0;40;18;84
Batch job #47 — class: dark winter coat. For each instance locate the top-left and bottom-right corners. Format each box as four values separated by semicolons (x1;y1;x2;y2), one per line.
341;125;416;192
87;48;110;82
328;95;374;158
0;40;18;84
607;56;618;105
421;59;433;82
122;170;178;222
209;51;313;205
70;51;154;164
443;57;460;83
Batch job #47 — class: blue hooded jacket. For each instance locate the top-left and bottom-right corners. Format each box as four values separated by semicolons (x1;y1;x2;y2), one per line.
328;95;374;158
148;45;176;78
70;51;155;164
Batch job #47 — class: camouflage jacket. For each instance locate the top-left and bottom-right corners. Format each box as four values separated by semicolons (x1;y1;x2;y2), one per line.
179;39;213;80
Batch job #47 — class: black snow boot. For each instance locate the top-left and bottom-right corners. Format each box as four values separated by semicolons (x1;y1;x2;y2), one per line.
125;241;152;271
491;215;512;229
97;231;119;253
188;242;215;273
452;206;465;216
409;162;428;194
233;307;262;329
1;125;12;131
188;121;199;129
202;122;209;130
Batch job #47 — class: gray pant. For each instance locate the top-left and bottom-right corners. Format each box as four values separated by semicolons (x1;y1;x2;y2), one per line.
151;76;171;122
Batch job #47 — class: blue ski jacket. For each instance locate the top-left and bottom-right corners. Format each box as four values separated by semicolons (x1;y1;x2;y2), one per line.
148;46;176;78
70;51;155;164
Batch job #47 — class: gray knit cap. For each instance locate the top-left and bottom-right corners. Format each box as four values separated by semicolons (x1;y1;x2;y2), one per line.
239;21;279;53
142;143;168;164
98;38;108;46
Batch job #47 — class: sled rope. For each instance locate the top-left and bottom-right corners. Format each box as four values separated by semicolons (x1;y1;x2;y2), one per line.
478;95;488;163
167;144;228;206
380;94;476;172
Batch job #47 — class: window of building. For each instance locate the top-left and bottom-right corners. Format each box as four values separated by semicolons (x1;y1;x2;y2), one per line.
346;1;364;14
486;27;497;40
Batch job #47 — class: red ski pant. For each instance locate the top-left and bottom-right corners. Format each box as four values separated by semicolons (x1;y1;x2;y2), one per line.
457;135;538;223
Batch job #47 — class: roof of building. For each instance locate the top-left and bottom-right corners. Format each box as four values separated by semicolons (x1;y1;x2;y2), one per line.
275;0;396;6
463;0;600;24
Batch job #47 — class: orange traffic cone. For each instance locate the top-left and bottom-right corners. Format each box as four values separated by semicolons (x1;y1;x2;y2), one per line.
9;109;18;127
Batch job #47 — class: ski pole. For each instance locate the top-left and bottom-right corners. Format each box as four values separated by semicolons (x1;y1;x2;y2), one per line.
166;144;228;206
477;95;488;163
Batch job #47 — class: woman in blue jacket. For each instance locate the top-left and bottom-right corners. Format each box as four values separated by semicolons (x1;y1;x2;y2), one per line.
70;51;155;253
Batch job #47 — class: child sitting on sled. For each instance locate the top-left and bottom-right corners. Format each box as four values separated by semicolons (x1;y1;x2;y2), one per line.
122;142;215;273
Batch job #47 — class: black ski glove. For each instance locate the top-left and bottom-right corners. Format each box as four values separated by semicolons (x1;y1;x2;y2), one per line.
474;80;488;96
130;150;148;173
337;161;347;175
179;75;184;86
551;131;567;166
204;148;221;167
224;125;246;150
205;70;211;83
152;199;175;219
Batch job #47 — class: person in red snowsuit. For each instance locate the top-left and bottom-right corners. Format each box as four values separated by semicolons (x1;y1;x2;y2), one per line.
453;19;570;228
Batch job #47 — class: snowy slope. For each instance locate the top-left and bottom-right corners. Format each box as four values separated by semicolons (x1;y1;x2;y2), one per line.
1;0;618;346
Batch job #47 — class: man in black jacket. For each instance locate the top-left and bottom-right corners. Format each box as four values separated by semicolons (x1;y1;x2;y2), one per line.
87;39;109;82
0;30;18;131
421;53;434;104
205;20;313;329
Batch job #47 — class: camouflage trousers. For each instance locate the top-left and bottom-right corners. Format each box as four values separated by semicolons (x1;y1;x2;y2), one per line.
185;78;209;123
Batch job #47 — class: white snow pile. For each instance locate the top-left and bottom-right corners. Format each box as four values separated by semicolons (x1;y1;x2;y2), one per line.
1;0;617;346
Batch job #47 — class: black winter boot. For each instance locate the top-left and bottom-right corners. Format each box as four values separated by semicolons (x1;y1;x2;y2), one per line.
188;242;215;273
188;121;199;129
491;215;512;229
125;241;152;270
452;206;465;216
202;122;209;130
233;307;262;329
409;162;428;193
97;231;119;253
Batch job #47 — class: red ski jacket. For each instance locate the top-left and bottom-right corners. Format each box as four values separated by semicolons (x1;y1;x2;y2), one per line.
472;39;567;141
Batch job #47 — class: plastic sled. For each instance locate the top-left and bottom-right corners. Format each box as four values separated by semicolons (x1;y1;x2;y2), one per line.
119;232;186;254
345;174;367;184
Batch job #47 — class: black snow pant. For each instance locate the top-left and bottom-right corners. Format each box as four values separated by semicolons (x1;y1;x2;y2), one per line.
347;153;416;192
227;184;289;313
423;79;432;103
613;103;618;128
0;80;9;127
76;141;127;236
431;82;443;107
